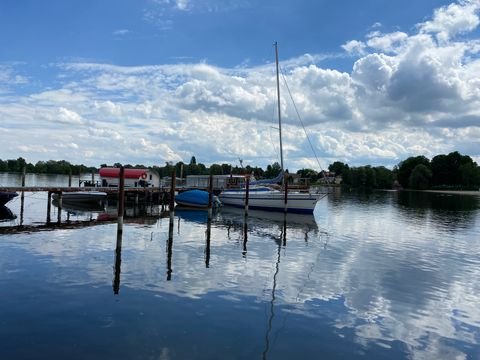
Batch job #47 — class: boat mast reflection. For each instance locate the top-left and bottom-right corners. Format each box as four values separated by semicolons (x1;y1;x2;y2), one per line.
262;215;287;360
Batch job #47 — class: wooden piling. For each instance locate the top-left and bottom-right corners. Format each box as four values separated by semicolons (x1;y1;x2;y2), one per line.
208;174;213;219
57;192;62;224
20;167;26;225
68;169;72;187
244;176;250;215
46;191;52;224
169;170;176;211
117;166;125;234
284;174;288;213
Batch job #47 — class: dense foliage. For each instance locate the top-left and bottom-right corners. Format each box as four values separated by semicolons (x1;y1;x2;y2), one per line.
0;158;97;175
396;151;480;190
2;151;479;191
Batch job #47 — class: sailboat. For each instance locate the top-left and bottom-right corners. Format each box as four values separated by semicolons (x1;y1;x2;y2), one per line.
219;42;324;214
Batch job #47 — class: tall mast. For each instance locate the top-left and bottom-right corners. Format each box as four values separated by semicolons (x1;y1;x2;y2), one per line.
274;41;285;180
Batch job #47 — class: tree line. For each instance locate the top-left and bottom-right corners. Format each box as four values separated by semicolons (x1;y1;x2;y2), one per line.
0;158;97;175
325;151;480;190
2;151;479;190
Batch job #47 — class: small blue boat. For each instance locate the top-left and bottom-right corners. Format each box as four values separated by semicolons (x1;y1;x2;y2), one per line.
175;189;221;208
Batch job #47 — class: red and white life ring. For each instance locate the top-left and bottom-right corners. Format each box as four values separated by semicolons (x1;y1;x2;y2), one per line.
141;173;147;179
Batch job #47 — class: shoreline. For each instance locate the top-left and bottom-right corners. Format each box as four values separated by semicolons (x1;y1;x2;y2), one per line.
421;189;480;196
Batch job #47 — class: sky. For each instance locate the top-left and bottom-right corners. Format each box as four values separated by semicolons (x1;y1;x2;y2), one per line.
1;0;479;171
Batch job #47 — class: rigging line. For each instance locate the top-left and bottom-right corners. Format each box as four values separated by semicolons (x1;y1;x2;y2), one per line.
279;67;324;173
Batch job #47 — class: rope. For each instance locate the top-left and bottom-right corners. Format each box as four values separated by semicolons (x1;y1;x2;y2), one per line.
279;67;324;174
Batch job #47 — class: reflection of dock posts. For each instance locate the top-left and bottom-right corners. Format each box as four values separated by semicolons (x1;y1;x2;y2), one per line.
205;174;213;267
113;226;123;295
283;174;288;213
167;169;175;280
46;191;52;224
242;213;248;257
282;213;287;246
167;211;174;280
20;166;26;225
244;176;250;215
117;166;125;234
205;218;211;268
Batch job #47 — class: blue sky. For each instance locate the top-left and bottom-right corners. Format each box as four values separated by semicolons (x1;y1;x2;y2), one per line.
1;0;479;171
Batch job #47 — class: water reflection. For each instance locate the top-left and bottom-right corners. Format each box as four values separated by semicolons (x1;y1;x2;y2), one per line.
0;189;479;359
394;191;479;233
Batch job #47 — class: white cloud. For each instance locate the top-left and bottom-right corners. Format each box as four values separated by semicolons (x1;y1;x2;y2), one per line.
1;1;480;169
113;29;130;36
419;0;480;42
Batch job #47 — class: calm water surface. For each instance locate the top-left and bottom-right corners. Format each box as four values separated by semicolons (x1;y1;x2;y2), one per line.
1;174;479;359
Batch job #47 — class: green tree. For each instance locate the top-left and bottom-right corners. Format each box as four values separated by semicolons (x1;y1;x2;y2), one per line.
265;162;282;178
328;161;349;176
374;166;394;189
396;156;430;188
409;164;432;190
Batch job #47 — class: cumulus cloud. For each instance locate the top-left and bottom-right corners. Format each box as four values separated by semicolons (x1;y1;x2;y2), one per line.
1;1;480;169
419;0;480;42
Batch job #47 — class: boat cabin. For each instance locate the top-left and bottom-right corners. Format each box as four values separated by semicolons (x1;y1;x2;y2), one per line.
99;167;159;188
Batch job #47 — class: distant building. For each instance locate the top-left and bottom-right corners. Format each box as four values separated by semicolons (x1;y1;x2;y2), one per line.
99;167;159;187
185;174;251;190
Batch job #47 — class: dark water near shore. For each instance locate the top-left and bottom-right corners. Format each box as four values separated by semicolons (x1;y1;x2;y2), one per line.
1;173;480;359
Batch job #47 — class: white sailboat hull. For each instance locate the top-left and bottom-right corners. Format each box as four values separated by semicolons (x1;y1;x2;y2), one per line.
219;189;320;214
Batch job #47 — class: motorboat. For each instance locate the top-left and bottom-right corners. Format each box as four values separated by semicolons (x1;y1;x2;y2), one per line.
52;191;107;204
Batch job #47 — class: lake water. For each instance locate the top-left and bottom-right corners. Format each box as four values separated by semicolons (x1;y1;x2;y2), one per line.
1;173;480;359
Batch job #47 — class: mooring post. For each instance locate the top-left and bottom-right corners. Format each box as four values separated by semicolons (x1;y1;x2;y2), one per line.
91;172;95;186
20;166;26;225
284;174;288;213
244;175;250;215
57;192;62;224
117;166;125;234
169;170;176;211
68;169;72;187
208;174;213;219
46;191;52;224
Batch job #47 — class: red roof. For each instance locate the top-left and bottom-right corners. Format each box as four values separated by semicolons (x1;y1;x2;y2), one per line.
99;168;149;179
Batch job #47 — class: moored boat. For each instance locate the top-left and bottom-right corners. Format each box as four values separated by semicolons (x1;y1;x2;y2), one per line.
52;191;107;204
175;189;222;209
0;191;18;206
219;43;325;214
219;186;321;214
